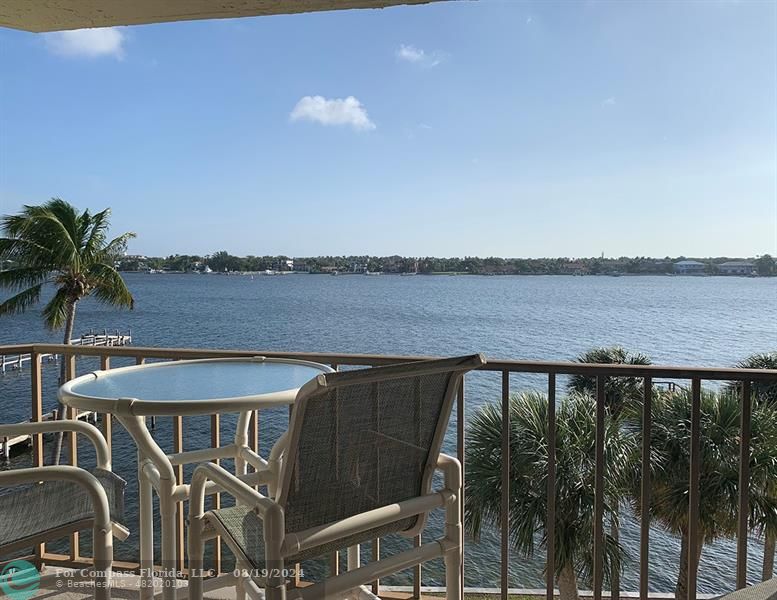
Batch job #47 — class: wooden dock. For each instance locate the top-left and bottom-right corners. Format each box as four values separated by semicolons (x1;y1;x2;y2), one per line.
1;409;98;460
0;329;131;373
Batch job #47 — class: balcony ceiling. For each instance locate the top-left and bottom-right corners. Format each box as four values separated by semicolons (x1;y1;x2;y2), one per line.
0;0;446;32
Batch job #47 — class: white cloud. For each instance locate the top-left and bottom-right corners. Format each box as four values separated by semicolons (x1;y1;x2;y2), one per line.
44;27;126;59
290;96;375;131
526;16;533;24
397;44;425;63
602;97;616;106
395;44;443;68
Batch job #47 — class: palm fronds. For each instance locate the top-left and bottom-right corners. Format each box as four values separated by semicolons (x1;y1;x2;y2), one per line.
0;198;136;332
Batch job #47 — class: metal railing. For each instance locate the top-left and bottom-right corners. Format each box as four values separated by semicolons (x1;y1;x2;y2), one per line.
2;342;777;600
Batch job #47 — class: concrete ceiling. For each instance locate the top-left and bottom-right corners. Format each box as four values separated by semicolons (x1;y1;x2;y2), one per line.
0;0;446;32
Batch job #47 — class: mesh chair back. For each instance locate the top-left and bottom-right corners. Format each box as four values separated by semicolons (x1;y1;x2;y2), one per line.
276;354;483;553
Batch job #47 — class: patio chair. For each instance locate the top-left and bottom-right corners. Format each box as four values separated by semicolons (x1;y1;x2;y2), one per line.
188;353;485;600
715;580;777;600
0;420;128;600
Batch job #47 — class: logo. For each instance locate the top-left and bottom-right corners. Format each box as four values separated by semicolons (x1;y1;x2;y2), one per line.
0;559;40;600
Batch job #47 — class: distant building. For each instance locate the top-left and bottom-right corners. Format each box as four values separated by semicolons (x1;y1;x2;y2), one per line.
273;259;294;271
561;262;588;275
717;261;755;276
350;262;368;274
293;260;309;272
673;260;706;275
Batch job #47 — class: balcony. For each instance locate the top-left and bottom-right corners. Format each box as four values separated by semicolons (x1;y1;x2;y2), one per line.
2;342;776;600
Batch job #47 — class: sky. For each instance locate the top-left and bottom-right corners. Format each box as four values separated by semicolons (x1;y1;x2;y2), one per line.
0;0;775;259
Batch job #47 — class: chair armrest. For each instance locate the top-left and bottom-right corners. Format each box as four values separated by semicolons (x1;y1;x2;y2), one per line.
0;421;111;469
284;492;448;557
0;466;113;534
436;453;462;491
189;462;279;522
237;446;269;471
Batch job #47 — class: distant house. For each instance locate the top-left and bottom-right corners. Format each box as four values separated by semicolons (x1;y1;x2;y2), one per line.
273;259;294;271
717;261;755;276
673;260;706;275
293;260;309;272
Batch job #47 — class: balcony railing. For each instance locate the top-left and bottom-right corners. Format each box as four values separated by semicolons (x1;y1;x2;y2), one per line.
2;342;777;600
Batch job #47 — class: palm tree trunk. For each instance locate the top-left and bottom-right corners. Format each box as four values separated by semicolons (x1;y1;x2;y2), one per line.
763;532;775;581
676;530;703;600
557;563;580;600
51;300;77;466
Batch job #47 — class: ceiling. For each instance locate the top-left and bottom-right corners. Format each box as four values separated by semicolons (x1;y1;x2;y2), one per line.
0;0;445;32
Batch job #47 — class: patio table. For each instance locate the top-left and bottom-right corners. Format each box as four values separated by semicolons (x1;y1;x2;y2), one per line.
59;356;333;600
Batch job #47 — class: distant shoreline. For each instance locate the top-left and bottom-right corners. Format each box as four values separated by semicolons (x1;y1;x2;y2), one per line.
120;270;773;278
114;253;775;278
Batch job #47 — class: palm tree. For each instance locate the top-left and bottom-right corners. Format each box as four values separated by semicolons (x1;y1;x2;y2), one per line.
0;199;135;462
728;352;777;580
635;387;777;600
729;352;777;407
568;346;652;599
569;346;652;417
466;391;635;600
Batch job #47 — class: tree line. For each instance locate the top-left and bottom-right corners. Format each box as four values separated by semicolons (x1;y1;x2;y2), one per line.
116;252;777;276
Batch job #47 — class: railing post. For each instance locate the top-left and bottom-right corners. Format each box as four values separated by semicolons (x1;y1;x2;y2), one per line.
64;352;79;561
30;351;44;563
100;356;112;459
371;538;380;596
640;377;652;600
546;373;556;600
457;379;466;590
413;535;421;599
329;363;340;580
736;380;752;589
593;375;605;600
210;413;222;574
500;370;510;600
173;415;185;574
687;378;702;600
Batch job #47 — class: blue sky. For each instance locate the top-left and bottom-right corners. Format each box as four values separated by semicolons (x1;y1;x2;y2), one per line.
1;0;775;258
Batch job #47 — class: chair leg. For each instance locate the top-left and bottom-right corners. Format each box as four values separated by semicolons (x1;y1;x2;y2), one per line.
160;491;178;600
264;585;287;600
139;460;155;600
92;526;113;600
444;545;462;600
264;504;287;600
443;456;463;600
187;515;205;600
235;560;247;600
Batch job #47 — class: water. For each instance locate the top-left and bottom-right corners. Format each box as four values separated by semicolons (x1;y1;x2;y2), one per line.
1;273;775;593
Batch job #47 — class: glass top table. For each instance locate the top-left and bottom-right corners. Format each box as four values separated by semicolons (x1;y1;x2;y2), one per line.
59;357;332;416
58;356;333;600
